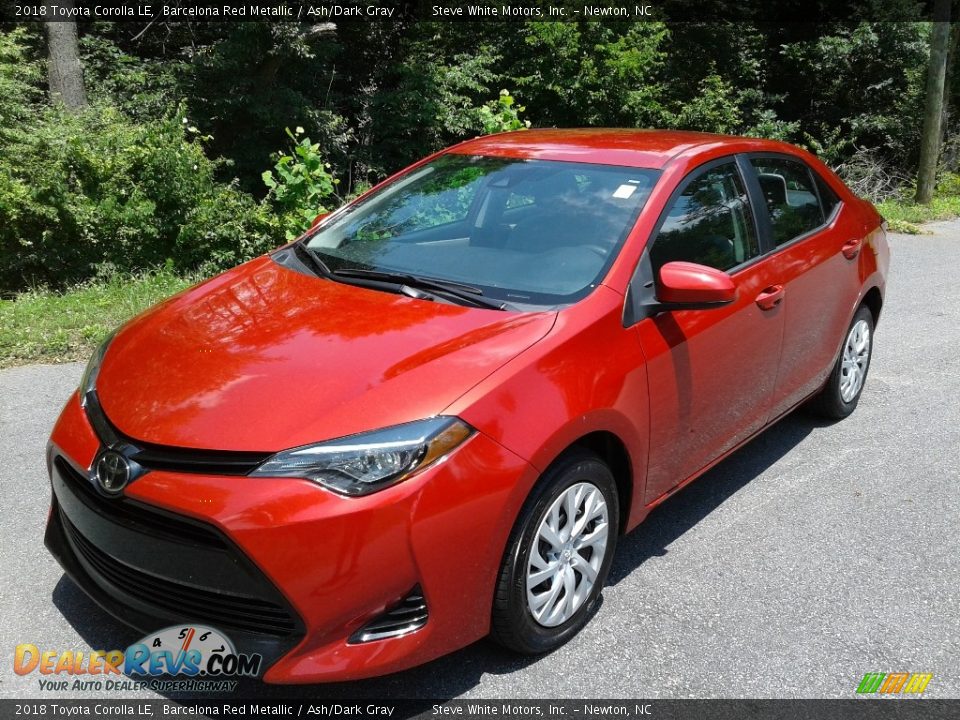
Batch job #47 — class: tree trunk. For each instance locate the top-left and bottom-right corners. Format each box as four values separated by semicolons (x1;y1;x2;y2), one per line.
43;0;87;111
915;0;952;204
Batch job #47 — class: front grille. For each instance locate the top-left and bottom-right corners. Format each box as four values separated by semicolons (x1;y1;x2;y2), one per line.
130;445;270;475
55;457;224;549
349;587;428;643
61;510;297;637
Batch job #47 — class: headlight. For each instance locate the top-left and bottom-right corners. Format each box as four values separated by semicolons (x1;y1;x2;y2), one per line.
79;331;116;406
250;417;473;496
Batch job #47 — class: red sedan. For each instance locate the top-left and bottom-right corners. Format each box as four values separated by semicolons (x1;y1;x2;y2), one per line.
45;129;888;682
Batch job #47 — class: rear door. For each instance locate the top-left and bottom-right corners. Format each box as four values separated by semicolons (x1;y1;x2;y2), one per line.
744;155;865;419
633;157;786;504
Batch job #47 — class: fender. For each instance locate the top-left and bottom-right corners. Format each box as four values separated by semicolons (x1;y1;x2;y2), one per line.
449;286;651;533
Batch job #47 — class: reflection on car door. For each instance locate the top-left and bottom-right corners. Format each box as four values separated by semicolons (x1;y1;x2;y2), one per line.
745;156;866;419
635;158;785;504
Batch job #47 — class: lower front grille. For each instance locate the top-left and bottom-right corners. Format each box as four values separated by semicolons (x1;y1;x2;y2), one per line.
61;510;297;637
55;457;224;549
349;586;428;643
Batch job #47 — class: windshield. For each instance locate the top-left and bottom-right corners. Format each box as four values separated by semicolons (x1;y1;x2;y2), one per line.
304;155;659;307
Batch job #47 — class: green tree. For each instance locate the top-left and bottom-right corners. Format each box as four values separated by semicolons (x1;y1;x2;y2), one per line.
508;22;670;127
775;23;928;166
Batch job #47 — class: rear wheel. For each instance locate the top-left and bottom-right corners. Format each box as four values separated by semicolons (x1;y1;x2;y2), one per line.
491;450;619;654
809;305;875;419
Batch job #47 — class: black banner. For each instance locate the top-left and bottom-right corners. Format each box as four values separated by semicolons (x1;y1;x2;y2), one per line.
2;0;954;24
0;700;959;720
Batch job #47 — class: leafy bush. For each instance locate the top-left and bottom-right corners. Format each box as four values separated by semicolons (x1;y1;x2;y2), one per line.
935;171;960;197
477;90;530;134
744;108;800;142
670;73;742;134
0;104;282;294
262;127;340;239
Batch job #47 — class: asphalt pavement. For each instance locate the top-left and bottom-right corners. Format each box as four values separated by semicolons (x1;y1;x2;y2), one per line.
1;225;958;701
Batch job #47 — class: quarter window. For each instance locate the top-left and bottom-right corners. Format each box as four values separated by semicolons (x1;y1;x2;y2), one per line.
750;157;825;245
650;162;759;273
815;174;840;219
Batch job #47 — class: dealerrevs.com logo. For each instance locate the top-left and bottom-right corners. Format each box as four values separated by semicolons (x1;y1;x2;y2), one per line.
14;625;261;693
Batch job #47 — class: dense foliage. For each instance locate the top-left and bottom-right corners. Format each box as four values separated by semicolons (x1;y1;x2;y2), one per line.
0;19;950;294
0;101;278;290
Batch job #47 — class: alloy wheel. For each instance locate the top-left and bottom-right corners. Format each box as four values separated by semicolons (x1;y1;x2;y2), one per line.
525;481;609;628
840;318;871;402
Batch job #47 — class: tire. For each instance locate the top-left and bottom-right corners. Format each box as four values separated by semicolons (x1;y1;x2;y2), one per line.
491;449;619;654
809;304;875;420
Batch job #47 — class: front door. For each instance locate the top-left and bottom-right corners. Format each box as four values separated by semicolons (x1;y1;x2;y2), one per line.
634;158;785;503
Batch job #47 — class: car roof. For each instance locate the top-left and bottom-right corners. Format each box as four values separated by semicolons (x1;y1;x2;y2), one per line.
447;128;787;170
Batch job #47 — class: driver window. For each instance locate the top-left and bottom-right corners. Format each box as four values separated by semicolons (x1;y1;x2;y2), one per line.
650;162;759;274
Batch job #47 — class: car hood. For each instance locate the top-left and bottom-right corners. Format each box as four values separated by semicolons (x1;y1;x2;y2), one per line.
95;256;556;452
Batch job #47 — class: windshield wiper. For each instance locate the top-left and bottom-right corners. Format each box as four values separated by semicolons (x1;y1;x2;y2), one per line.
333;268;512;311
294;243;333;278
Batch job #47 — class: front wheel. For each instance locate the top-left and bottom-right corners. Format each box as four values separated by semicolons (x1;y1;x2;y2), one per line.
491;450;619;654
809;305;875;420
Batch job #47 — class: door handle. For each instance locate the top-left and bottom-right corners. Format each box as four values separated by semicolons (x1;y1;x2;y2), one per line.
755;285;785;311
842;238;862;259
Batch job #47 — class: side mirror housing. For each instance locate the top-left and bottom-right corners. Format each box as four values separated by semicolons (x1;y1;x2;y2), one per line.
657;261;736;307
310;212;330;229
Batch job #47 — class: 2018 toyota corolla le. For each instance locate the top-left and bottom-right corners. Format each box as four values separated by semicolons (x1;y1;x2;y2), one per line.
45;129;888;683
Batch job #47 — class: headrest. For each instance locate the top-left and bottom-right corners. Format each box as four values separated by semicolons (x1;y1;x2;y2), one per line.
758;173;788;206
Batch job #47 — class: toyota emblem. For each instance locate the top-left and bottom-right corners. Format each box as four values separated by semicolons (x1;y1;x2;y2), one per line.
95;450;130;495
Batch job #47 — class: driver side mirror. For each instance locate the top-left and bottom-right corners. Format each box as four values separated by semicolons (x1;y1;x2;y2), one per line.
656;261;736;308
310;212;330;229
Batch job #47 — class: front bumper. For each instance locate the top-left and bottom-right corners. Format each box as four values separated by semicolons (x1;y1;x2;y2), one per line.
45;392;537;683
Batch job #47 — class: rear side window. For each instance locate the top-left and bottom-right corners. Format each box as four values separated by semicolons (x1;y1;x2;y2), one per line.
750;157;825;245
650;162;759;273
